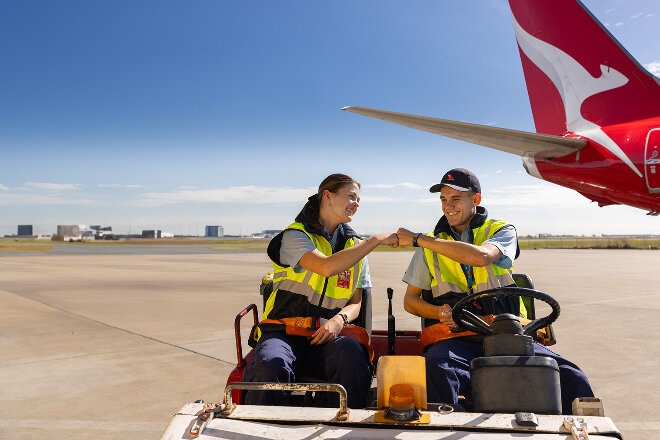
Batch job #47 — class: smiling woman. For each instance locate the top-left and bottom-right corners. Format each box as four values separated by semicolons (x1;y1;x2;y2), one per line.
241;173;398;409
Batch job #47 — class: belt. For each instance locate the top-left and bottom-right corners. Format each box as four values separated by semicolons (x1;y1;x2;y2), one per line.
258;317;374;361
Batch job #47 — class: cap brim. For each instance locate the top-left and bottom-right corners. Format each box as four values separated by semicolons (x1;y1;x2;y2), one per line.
429;183;470;193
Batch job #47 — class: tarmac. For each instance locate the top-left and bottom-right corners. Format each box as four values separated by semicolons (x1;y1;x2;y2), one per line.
1;246;658;439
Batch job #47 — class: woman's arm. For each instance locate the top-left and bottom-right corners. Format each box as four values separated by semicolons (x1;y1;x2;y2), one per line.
299;232;397;277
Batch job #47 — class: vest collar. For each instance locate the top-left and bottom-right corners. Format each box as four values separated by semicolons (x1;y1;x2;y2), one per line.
433;206;489;238
302;221;359;247
267;221;360;267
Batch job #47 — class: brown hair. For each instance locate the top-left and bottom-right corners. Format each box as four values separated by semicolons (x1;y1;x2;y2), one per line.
295;173;359;230
316;173;360;201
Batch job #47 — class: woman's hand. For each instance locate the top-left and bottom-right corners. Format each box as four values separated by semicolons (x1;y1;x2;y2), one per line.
372;231;399;247
309;315;344;345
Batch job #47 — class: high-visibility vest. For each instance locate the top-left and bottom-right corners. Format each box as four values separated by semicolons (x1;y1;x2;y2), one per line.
258;222;362;338
422;218;516;305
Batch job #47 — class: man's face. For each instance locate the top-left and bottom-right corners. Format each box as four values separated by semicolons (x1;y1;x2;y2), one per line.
439;186;481;232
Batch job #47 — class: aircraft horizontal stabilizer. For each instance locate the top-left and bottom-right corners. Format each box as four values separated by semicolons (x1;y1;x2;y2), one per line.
342;106;585;158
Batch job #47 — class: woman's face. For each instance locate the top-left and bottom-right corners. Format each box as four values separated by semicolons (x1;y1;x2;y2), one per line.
326;182;361;223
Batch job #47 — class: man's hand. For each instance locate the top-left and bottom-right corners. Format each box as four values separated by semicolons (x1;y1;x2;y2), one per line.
437;304;456;327
397;228;415;247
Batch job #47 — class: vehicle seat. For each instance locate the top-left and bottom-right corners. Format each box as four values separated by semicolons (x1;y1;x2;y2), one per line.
353;287;372;336
512;273;535;319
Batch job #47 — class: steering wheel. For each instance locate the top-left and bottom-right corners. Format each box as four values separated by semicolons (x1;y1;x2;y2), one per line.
451;287;560;337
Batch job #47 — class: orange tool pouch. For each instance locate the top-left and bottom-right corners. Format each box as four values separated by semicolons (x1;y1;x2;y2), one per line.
535;326;556;346
518;318;557;346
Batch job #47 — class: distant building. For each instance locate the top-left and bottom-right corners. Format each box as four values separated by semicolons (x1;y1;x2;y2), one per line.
56;225;81;241
142;230;162;239
18;225;34;237
91;225;114;239
252;229;282;239
205;225;224;238
55;224;94;242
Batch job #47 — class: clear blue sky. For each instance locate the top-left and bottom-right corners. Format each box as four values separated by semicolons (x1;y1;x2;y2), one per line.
1;1;659;237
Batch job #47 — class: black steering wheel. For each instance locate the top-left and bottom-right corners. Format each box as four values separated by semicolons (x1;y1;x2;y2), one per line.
451;287;560;337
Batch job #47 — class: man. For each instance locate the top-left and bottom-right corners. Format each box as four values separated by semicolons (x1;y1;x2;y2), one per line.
397;168;593;415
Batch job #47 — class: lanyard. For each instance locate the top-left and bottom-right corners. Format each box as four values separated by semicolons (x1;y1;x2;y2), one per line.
460;229;475;293
308;276;329;331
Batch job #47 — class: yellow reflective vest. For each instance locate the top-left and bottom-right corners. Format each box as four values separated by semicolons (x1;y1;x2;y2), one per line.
423;218;515;296
422;217;529;318
260;222;363;336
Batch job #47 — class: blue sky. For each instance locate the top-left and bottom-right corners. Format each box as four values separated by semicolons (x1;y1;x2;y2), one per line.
1;1;659;237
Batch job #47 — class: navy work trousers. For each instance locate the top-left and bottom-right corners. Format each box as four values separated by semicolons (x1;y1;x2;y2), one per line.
242;331;372;409
425;337;594;415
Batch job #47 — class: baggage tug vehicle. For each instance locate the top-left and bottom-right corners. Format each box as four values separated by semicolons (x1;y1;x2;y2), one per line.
160;279;622;439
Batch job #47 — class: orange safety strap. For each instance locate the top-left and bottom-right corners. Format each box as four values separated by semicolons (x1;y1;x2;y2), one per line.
420;315;555;351
258;318;374;361
419;315;495;352
259;317;315;337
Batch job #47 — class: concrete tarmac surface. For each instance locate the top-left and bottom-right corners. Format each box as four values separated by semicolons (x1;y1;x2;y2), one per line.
1;247;658;439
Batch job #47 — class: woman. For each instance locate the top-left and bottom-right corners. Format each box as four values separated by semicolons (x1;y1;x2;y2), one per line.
243;173;397;408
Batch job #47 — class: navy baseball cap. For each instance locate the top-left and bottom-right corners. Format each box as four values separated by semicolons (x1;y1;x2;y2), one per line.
429;168;481;193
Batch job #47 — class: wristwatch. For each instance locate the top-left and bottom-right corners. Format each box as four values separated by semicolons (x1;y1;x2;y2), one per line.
339;313;349;327
413;233;422;247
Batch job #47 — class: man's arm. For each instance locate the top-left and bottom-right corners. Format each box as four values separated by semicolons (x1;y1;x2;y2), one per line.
397;228;502;267
403;284;454;325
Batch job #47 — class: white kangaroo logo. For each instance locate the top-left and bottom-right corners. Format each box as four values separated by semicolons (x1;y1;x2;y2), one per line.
513;16;641;177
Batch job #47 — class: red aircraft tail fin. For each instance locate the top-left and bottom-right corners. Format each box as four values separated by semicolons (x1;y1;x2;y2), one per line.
508;0;660;136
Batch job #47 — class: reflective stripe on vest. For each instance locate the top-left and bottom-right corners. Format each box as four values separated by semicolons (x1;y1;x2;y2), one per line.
263;222;362;320
423;218;514;298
